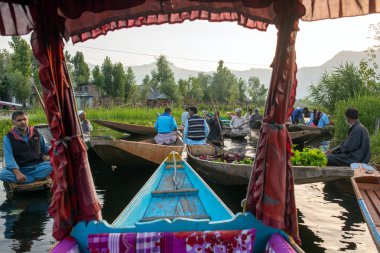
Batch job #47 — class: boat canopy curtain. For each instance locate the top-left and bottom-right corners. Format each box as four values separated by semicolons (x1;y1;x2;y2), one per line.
30;1;102;240
0;0;379;243
245;0;302;244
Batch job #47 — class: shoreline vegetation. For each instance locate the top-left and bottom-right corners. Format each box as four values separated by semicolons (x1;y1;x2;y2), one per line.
0;103;379;165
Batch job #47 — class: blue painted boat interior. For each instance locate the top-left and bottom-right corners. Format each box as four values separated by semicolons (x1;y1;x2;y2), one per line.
68;154;297;253
113;157;234;227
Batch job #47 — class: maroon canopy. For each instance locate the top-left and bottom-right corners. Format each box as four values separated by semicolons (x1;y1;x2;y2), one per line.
0;0;379;242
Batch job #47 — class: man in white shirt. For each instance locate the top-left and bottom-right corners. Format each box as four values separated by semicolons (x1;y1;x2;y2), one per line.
229;108;250;136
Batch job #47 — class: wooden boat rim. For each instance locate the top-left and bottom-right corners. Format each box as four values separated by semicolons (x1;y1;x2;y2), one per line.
91;136;184;148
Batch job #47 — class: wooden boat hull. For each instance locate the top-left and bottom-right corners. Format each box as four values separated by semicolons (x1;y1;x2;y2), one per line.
287;124;333;136
351;163;380;251
187;145;251;185
93;119;156;135
187;144;353;185
289;130;321;143
94;119;184;136
3;177;52;197
91;137;184;167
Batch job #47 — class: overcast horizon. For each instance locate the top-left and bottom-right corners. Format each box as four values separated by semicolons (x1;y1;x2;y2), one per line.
0;14;379;72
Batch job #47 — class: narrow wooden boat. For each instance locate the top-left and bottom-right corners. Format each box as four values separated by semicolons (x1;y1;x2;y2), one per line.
52;153;301;253
3;177;52;193
187;144;354;185
91;137;185;167
351;163;380;251
94;119;156;135
224;131;249;139
287;124;333;136
289;130;321;143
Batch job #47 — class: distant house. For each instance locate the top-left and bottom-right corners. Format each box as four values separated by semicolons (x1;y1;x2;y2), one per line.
147;88;170;107
75;84;101;108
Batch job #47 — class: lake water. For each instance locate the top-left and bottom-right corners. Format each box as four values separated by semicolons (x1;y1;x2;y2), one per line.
0;138;377;252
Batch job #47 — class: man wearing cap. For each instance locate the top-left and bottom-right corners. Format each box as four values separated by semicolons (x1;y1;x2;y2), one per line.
229;108;250;136
0;111;52;184
327;108;371;166
78;110;93;141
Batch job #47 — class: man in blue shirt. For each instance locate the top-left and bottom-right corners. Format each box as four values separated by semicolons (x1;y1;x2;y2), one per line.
154;108;178;145
307;109;330;128
0;111;52;184
291;107;309;124
184;106;209;145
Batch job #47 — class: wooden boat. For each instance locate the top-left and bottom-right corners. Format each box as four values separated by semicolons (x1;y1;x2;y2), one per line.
3;177;52;193
93;119;156;135
289;130;321;143
52;152;300;253
351;163;380;251
187;144;354;185
94;119;185;135
91;137;185;167
287;124;334;136
224;131;249;139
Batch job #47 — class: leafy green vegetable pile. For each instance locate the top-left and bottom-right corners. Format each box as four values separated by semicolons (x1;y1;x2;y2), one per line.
198;154;254;164
291;148;327;166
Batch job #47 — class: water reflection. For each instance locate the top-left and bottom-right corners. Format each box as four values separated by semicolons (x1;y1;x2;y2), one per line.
0;191;52;253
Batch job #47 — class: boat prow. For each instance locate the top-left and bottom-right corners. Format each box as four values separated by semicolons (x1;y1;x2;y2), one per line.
351;163;380;251
54;152;302;253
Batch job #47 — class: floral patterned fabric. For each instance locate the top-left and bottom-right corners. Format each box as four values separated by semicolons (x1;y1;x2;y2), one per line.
88;229;256;253
185;229;255;253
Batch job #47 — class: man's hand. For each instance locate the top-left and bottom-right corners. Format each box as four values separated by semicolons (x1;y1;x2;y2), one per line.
13;169;27;182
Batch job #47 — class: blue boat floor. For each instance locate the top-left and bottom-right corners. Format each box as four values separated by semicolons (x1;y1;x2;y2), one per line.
142;166;209;221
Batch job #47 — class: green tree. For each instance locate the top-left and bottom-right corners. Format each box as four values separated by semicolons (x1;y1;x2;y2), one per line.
8;71;30;104
64;50;75;84
71;51;90;86
9;36;32;78
237;78;246;102
91;65;104;89
0;50;11;101
189;76;204;101
111;62;126;98
151;55;177;100
178;78;190;102
307;63;364;113
246;76;267;107
210;60;237;103
140;74;152;101
125;67;136;100
101;57;113;96
197;72;212;102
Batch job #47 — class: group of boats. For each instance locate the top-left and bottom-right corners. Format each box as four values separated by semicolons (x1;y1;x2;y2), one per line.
4;120;379;252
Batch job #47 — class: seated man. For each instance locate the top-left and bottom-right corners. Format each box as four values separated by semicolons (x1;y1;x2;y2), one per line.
154;108;178;145
327;108;371;166
205;111;223;144
0;111;52;184
184;106;209;145
181;106;190;127
78;110;93;141
229;108;250;136
291;107;309;124
249;108;263;130
307;109;329;128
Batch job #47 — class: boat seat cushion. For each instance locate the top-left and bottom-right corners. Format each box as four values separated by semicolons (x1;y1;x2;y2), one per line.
50;236;80;253
88;228;255;253
265;233;296;253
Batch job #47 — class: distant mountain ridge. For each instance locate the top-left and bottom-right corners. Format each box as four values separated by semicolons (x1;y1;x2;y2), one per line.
89;49;380;98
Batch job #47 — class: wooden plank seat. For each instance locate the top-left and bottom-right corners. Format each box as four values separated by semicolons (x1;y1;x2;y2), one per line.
165;164;185;169
140;214;211;222
151;188;198;196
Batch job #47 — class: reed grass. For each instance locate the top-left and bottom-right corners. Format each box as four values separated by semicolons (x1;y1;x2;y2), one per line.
334;96;380;164
334;96;380;141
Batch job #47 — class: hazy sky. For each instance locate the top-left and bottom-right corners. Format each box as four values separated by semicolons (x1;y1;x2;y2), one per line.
0;13;379;72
